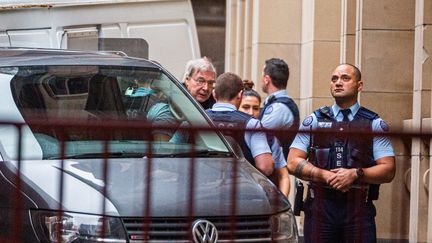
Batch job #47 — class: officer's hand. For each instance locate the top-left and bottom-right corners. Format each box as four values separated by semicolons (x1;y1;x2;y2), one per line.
322;170;336;185
328;168;357;192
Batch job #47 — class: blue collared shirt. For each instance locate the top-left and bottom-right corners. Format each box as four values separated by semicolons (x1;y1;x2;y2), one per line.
211;103;287;169
290;103;394;160
261;90;295;130
146;103;178;136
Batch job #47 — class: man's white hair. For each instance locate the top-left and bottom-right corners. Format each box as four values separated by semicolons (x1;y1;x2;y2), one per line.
183;57;216;82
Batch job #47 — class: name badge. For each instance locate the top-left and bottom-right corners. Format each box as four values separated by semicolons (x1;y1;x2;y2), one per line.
318;122;332;128
334;145;344;168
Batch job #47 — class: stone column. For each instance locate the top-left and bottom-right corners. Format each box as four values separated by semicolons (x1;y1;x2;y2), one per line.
356;0;415;240
225;0;238;73
225;0;302;102
225;0;251;78
242;0;253;79
341;0;357;64
416;0;432;242
249;0;302;103
299;0;341;117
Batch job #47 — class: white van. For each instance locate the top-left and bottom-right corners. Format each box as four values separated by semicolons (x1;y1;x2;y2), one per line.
0;0;200;79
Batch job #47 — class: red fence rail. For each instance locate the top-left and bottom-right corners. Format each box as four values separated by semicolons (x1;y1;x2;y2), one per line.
0;118;419;242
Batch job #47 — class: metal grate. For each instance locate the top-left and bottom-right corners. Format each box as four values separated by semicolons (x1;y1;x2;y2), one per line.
122;216;272;242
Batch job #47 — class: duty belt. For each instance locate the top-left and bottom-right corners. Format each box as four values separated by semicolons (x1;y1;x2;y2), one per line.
308;184;370;202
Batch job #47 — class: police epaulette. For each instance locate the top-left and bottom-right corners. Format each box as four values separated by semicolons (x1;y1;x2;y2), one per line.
357;107;379;120
315;106;333;119
267;95;276;104
272;96;289;103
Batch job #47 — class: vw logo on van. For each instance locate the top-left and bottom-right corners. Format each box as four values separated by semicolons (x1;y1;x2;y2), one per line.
192;219;218;243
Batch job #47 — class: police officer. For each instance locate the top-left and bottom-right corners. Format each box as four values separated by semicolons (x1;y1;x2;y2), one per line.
207;72;288;181
260;58;299;158
239;87;290;196
287;63;395;243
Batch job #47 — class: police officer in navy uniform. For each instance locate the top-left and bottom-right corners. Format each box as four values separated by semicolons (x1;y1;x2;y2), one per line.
207;72;289;186
260;58;300;158
287;64;395;243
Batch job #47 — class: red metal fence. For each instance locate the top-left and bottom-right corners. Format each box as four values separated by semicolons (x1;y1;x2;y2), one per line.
1;119;302;243
0;118;418;242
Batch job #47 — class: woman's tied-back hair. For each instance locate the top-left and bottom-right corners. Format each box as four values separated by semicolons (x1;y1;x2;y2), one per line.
183;57;217;82
214;72;244;100
243;79;254;90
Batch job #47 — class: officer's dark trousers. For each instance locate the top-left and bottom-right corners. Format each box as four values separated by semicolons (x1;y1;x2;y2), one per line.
303;189;377;243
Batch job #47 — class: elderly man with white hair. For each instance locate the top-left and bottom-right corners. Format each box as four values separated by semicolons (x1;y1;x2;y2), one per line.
183;57;217;109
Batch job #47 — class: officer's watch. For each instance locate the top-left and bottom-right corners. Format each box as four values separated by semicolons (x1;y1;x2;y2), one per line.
356;168;364;179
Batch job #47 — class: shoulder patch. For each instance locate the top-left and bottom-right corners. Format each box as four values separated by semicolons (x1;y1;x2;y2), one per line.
302;116;313;126
380;120;390;132
264;105;273;115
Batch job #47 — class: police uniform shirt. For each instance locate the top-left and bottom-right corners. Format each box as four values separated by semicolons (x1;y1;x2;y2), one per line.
269;136;287;169
261;90;295;129
211;103;287;169
290;103;395;160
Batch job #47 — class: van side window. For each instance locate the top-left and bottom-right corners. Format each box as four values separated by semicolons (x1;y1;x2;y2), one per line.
99;38;149;59
66;28;149;59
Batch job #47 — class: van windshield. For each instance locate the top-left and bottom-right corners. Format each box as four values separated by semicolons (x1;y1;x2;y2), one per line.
0;66;230;160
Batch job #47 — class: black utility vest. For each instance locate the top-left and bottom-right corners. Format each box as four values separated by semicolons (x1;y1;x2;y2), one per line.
260;96;300;157
309;106;380;200
206;109;255;165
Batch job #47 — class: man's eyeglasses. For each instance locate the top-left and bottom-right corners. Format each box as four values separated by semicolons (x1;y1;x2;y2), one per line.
190;77;215;87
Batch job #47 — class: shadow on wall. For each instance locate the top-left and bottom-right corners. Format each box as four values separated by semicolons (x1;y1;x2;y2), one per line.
191;0;226;74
